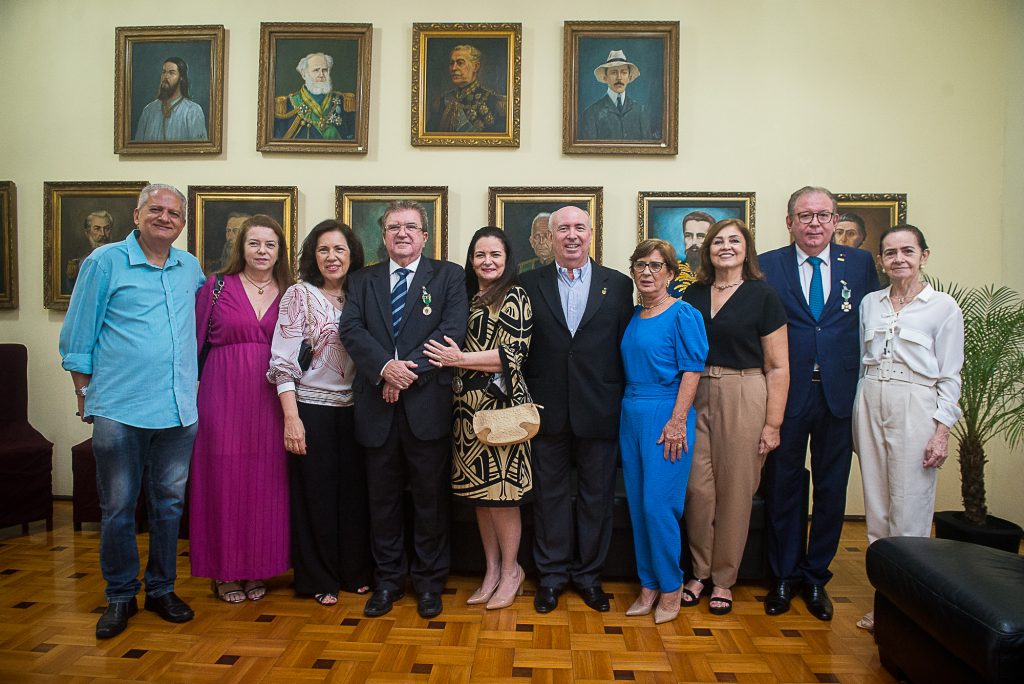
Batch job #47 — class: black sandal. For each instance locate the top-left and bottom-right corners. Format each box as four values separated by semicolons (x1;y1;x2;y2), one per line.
314;592;338;606
681;578;708;608
709;592;733;616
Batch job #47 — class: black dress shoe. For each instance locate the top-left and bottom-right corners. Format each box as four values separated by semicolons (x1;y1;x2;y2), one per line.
801;584;834;621
764;580;795;616
363;588;405;617
96;598;138;639
534;586;561;614
577;585;610;612
417;591;443;618
144;592;194;623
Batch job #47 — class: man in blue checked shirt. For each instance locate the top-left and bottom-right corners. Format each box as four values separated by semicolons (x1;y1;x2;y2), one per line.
59;184;205;639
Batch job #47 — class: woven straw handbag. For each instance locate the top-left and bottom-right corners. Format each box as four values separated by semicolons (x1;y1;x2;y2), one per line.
472;403;542;446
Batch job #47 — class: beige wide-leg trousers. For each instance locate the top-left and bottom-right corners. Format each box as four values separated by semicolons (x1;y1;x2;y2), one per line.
853;372;940;545
684;367;767;589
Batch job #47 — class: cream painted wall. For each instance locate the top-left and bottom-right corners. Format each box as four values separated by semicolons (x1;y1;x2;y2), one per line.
1;0;1020;524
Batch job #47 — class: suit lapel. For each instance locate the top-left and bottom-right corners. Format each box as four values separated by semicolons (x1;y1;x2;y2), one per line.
577;261;607;332
372;262;395;342
536;264;569;330
822;247;848;321
781;245;813;319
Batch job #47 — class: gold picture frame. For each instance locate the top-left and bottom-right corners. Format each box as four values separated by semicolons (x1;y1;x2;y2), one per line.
488;186;604;270
834;192;908;255
563;21;679;155
335;186;449;266
257;22;373;154
114;25;225;155
43;181;150;310
412;23;521;147
0;181;17;309
638;191;756;296
186;186;299;276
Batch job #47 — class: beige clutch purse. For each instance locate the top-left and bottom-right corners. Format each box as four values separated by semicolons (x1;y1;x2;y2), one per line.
472;403;543;446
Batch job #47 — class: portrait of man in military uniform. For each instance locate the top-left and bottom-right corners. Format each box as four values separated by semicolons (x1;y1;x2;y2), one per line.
426;44;507;134
517;212;554;274
274;52;355;141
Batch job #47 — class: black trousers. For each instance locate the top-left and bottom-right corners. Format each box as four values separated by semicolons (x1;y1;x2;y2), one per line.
364;401;451;594
530;426;618;590
288;403;373;595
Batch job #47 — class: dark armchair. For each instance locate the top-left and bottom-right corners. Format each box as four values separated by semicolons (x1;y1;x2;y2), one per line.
0;344;54;534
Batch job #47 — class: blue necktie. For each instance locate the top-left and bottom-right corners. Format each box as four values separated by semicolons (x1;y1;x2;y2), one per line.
391;268;410;336
616;95;624;113
807;256;824;321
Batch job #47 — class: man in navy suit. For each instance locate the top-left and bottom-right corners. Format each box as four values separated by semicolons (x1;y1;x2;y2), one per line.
758;186;879;621
339;200;469;619
519;206;634;614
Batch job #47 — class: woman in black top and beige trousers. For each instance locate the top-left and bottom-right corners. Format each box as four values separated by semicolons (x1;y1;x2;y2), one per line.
680;219;790;615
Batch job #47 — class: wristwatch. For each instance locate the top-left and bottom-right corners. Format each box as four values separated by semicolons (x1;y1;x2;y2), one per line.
75;385;89;397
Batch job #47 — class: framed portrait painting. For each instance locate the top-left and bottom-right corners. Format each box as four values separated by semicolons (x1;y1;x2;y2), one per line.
488;186;604;271
0;181;16;309
187;186;299;276
563;21;678;155
257;23;372;154
115;25;224;155
43;181;149;310
834;192;907;256
412;23;521;147
638;191;755;296
335;186;448;266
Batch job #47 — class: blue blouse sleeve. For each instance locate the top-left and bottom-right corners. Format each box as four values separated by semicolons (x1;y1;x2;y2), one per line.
674;301;709;373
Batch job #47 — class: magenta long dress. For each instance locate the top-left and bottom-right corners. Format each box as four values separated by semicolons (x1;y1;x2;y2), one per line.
189;274;290;580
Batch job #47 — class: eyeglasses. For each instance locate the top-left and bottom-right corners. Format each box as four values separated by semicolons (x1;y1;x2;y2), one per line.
384;223;423;234
631;261;665;274
794;211;835;225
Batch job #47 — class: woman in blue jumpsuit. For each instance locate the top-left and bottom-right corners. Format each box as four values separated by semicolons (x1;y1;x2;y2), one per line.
620;239;708;624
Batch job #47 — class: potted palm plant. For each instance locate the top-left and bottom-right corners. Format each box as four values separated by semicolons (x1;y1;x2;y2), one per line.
929;281;1024;552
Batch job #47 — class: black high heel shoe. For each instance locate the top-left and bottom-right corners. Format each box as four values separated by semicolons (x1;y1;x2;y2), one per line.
681;578;709;608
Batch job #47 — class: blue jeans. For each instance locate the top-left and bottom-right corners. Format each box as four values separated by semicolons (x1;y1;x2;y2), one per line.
92;417;196;603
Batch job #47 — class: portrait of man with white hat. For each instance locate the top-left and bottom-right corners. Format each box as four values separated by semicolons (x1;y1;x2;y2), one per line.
578;49;654;141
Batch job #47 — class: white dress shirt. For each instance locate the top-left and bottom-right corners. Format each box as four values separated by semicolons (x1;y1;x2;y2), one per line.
795;243;832;305
859;284;964;427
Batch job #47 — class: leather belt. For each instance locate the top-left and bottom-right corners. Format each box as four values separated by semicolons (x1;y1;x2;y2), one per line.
702;366;764;378
811;369;822;383
452;373;492;395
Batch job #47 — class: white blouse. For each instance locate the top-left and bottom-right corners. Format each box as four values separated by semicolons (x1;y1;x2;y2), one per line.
267;282;356;407
859;284;964;427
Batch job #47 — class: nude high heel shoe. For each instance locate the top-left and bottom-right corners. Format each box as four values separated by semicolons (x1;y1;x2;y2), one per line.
466;579;499;605
626;591;659;616
486;566;525;610
654;588;682;624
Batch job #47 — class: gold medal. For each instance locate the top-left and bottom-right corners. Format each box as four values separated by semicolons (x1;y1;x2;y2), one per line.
423;306;432;316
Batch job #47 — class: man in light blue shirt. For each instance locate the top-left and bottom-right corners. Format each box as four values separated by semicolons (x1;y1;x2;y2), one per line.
133;58;208;142
59;184;205;639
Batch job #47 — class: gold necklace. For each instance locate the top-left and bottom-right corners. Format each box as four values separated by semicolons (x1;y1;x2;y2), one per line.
320;287;344;304
242;272;274;295
890;282;922;305
713;279;743;292
641;293;670;310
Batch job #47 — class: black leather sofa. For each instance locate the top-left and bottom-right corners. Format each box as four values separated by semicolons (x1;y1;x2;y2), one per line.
866;536;1024;683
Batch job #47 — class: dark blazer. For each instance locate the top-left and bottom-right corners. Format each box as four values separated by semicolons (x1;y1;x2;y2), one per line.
759;244;879;418
578;94;654;141
519;261;634;440
339;258;469;448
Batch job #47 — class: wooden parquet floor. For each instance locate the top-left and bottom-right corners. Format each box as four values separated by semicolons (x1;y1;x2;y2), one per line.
0;502;895;683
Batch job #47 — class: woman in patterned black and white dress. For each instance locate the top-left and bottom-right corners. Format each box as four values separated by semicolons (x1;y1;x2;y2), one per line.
424;227;533;611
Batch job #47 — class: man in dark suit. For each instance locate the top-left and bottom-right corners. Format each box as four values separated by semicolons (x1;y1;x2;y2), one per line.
339;200;469;619
519;206;634;614
758;186;879;621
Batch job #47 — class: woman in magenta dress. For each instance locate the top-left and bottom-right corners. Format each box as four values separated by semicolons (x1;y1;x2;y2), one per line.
190;215;294;603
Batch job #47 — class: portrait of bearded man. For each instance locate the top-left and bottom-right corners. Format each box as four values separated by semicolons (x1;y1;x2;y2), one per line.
274;52;355;140
133;57;208;141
